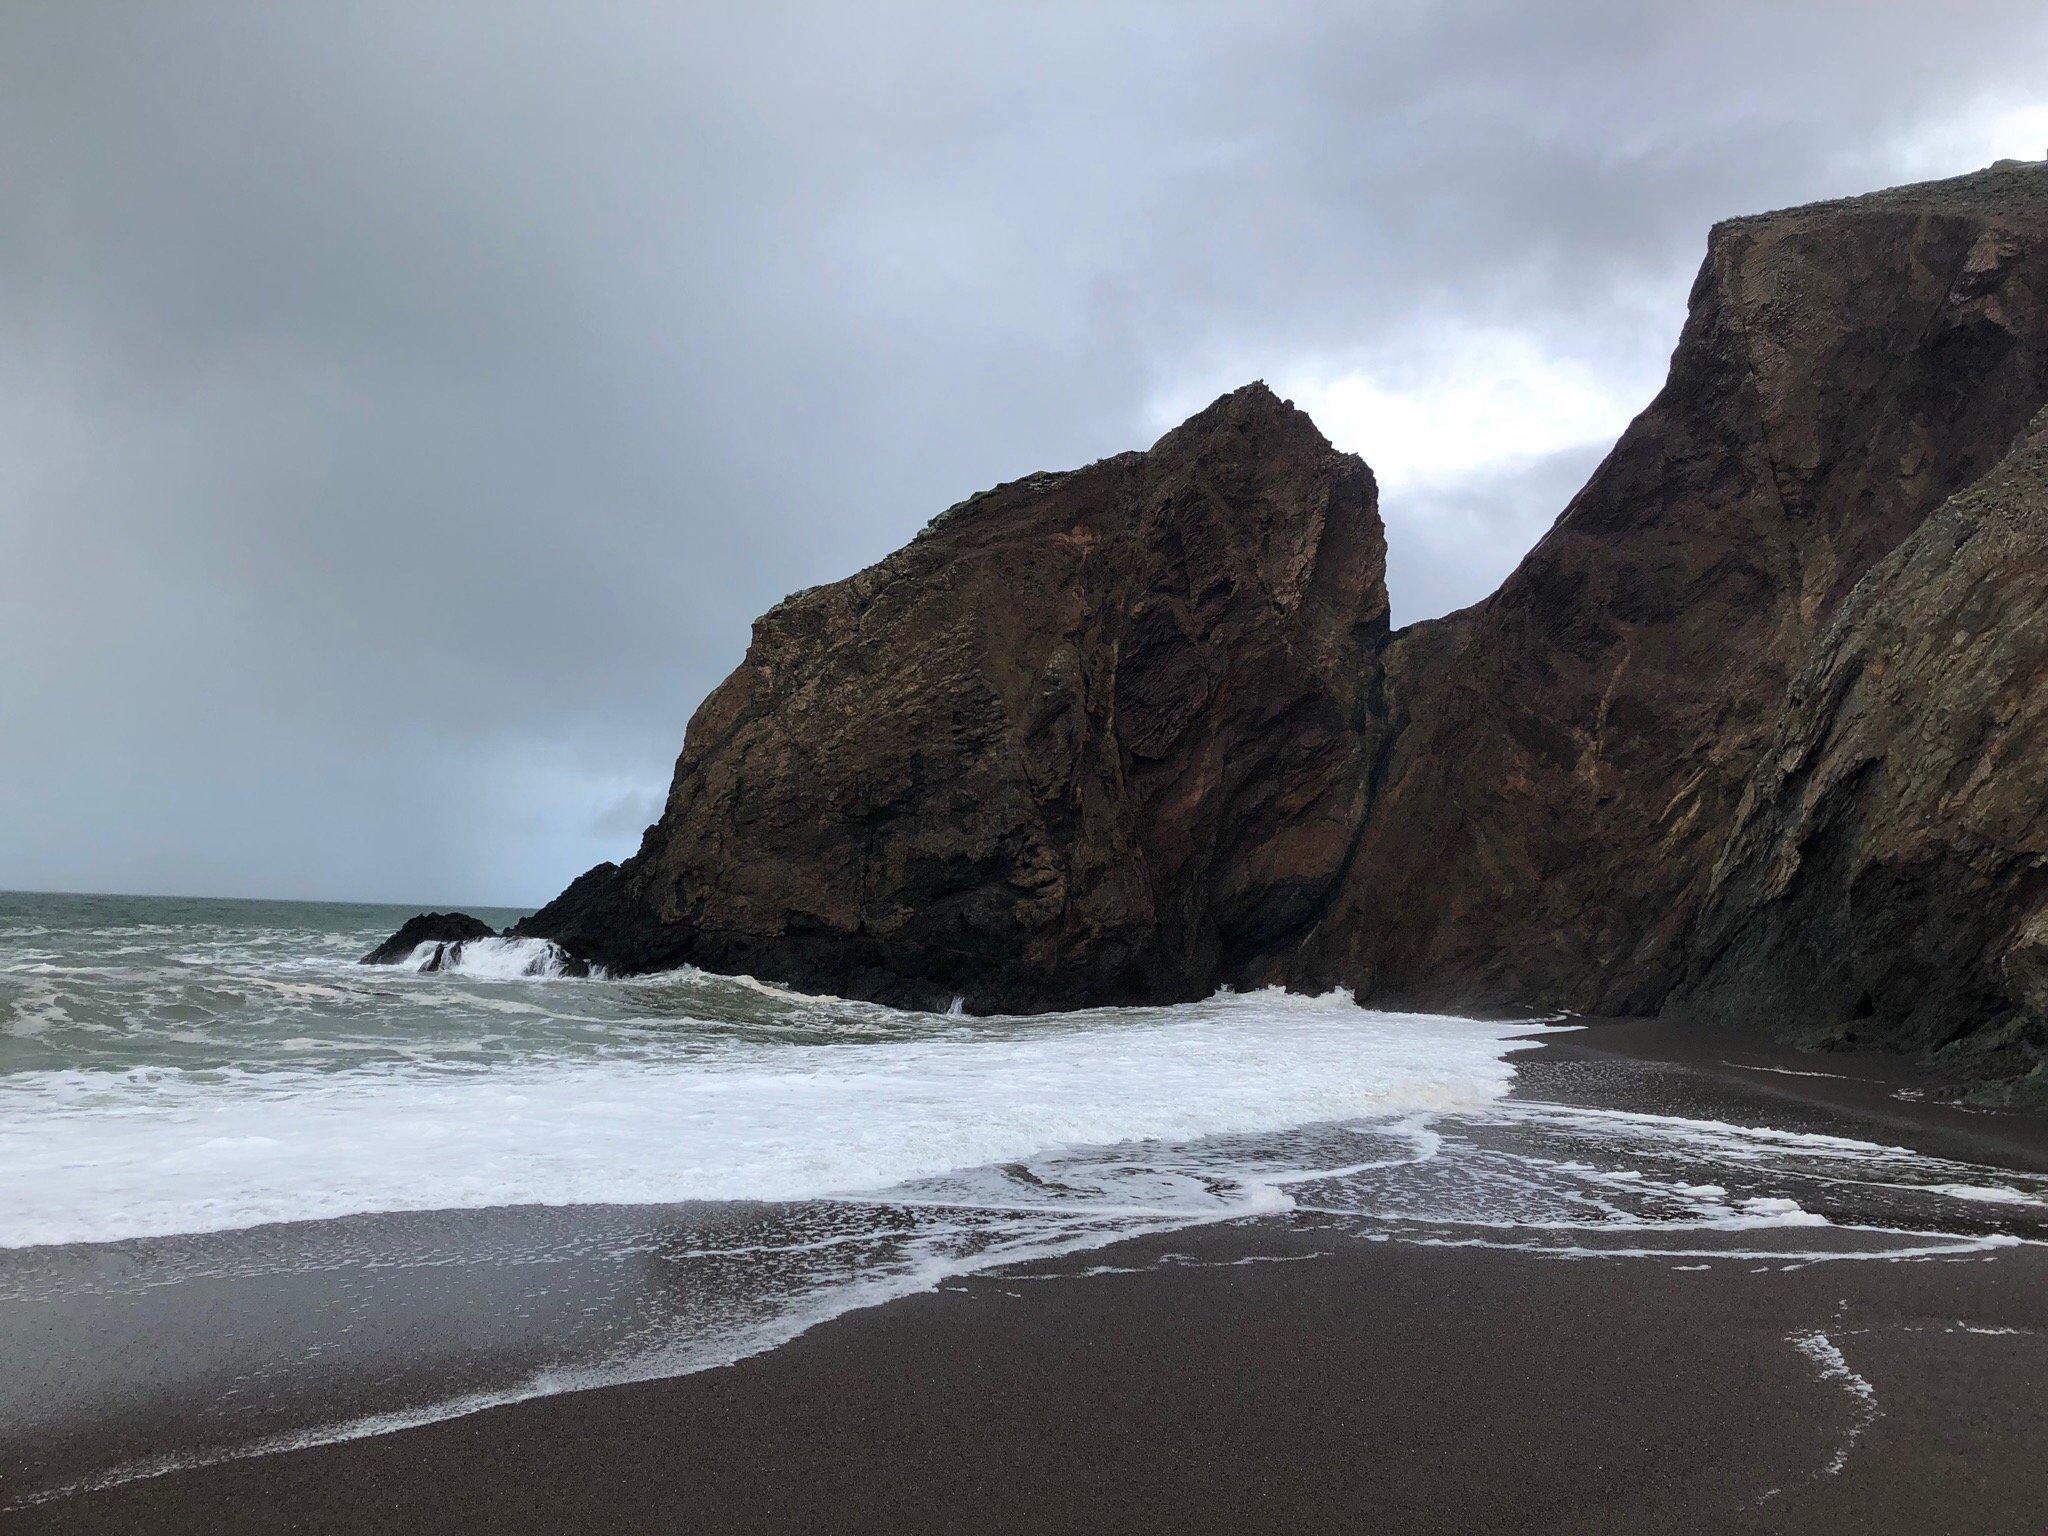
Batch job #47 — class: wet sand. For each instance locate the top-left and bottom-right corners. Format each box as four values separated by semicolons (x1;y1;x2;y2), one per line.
9;1021;2048;1534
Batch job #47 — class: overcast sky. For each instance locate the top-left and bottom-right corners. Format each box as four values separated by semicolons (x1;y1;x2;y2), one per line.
4;2;2046;907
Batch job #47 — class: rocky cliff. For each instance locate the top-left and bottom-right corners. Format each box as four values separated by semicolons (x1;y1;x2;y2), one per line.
1285;160;2048;1017
516;384;1389;1010
1672;406;2048;1098
486;161;2048;1088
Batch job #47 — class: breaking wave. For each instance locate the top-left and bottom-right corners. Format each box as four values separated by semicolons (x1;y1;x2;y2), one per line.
3;891;2044;1508
0;989;1515;1248
396;935;582;980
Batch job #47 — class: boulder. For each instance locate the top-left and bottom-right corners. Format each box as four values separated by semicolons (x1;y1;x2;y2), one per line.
361;911;500;966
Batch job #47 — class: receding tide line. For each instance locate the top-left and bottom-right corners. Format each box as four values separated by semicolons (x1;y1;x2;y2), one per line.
9;980;2042;1509
8;1204;2023;1512
1;1202;1246;1511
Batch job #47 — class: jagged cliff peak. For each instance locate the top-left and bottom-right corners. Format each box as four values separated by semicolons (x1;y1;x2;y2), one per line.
1150;379;1324;444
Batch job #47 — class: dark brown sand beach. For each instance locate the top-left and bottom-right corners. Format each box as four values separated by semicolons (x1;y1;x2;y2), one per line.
8;1023;2047;1536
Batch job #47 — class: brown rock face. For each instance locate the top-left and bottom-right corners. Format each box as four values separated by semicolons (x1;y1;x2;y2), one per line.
517;384;1388;1010
510;162;2048;1082
1672;408;2048;1093
1286;161;2048;1017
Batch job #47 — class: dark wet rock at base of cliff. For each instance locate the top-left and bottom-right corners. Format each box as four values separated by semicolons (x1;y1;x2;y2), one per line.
361;912;500;965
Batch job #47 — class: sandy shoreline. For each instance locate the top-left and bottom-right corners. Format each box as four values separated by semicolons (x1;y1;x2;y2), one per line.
8;1020;2047;1533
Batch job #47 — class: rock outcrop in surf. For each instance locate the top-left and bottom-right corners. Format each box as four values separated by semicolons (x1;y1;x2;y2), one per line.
361;914;590;978
367;161;2048;1095
362;911;498;965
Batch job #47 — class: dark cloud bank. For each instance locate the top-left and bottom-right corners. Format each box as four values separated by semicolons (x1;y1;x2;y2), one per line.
4;2;2045;904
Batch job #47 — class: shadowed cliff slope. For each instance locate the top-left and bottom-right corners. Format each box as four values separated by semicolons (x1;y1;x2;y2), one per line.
1672;406;2048;1098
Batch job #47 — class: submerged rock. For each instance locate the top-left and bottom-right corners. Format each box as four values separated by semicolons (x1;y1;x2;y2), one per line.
360;911;499;966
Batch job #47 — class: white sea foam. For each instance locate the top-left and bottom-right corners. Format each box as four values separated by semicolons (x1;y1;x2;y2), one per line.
0;990;1518;1248
399;936;581;979
1789;1329;1880;1476
9;892;2048;1510
1922;1182;2040;1206
1739;1064;1860;1082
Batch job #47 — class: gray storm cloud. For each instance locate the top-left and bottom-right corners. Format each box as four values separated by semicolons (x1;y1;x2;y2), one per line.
4;1;2045;904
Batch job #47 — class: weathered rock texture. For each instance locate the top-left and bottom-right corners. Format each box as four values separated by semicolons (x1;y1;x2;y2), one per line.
488;161;2048;1086
1285;160;2048;1017
517;384;1389;1010
1672;407;2048;1094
